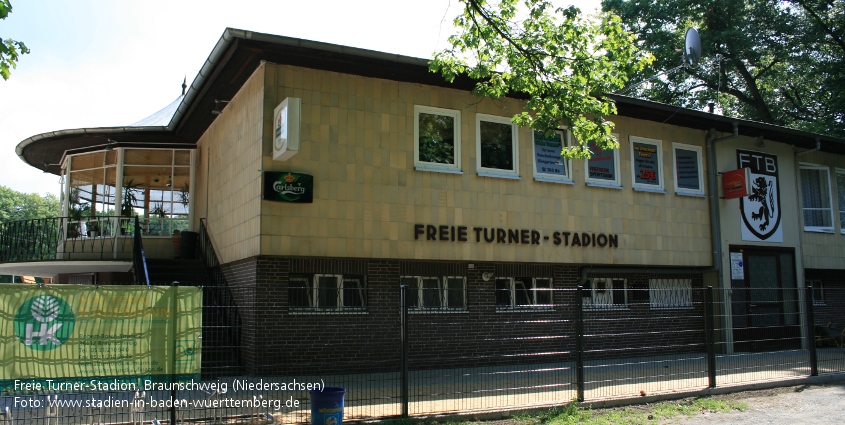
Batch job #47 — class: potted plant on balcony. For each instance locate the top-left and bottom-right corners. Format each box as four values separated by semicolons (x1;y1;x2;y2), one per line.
120;178;142;235
151;202;167;235
87;215;100;238
67;188;89;238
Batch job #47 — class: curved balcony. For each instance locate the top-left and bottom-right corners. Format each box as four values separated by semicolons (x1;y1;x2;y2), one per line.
0;215;182;277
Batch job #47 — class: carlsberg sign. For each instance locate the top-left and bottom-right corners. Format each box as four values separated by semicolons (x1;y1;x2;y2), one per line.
263;172;313;203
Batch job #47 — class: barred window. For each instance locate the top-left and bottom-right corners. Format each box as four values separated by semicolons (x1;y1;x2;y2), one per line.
289;274;366;311
583;278;628;308
648;278;693;308
495;277;553;310
401;276;466;310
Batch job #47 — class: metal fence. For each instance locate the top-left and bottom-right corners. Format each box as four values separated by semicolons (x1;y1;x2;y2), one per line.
2;284;844;425
0;216;136;263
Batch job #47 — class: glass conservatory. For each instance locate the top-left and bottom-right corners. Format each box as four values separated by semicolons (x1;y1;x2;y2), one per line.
61;147;196;241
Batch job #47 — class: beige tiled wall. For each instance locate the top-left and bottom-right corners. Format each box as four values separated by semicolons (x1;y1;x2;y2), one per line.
796;151;845;270
195;63;266;264
254;64;712;266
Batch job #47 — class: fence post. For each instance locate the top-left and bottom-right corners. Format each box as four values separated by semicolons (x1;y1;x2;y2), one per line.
400;284;409;417
575;285;585;402
805;285;819;376
170;285;178;425
704;286;717;388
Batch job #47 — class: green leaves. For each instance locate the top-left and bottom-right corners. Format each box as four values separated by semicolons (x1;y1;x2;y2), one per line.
604;0;845;137
0;185;60;223
0;0;29;81
430;0;652;159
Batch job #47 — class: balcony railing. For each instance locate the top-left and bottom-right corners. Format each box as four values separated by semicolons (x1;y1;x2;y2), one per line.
0;216;154;262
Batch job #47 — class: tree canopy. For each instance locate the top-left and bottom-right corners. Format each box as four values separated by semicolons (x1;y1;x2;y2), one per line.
603;0;845;137
0;0;29;80
0;185;60;223
431;0;653;159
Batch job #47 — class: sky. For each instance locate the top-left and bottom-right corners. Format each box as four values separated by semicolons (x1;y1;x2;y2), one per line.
0;0;601;198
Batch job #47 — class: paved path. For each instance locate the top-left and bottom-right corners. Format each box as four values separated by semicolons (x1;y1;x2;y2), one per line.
663;383;845;424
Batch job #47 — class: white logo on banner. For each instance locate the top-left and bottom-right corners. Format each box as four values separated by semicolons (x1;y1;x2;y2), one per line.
737;150;782;242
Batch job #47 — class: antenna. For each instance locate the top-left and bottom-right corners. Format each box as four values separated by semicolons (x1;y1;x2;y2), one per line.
617;27;703;95
684;28;701;67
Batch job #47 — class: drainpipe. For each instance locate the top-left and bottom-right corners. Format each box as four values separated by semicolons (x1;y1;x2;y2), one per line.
707;123;739;278
706;123;739;354
794;137;821;348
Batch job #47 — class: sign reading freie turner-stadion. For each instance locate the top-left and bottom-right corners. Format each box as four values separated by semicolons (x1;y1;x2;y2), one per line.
263;171;314;203
1;285;202;392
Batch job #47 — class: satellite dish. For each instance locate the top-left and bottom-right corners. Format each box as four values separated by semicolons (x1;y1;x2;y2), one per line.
684;28;701;67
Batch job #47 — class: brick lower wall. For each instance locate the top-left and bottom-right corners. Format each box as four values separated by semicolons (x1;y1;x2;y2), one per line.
220;256;707;376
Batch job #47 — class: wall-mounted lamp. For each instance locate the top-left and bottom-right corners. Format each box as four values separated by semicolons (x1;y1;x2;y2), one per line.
482;272;494;282
165;179;172;188
755;137;766;148
211;99;230;115
105;138;116;151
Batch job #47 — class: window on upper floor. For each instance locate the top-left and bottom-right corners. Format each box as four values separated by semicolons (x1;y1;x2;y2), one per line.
800;164;834;232
584;136;621;188
401;276;466;311
414;106;461;173
289;274;367;311
495;277;552;310
673;143;705;196
476;114;519;179
630;136;664;193
532;130;573;184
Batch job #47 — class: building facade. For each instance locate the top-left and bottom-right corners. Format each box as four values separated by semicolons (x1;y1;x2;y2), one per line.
6;29;845;374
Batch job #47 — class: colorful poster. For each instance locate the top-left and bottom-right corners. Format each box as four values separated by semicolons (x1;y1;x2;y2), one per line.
675;148;700;191
586;140;617;182
633;141;660;187
1;285;202;390
533;131;567;177
737;150;783;242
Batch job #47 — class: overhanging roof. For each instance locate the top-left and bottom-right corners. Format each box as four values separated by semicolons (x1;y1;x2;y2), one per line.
17;28;845;175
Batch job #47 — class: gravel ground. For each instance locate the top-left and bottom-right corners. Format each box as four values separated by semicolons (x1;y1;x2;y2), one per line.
662;383;845;425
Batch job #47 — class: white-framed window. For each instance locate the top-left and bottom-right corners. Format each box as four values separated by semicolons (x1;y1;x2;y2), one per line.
583;278;627;308
584;135;621;188
495;277;553;310
401;276;466;310
532;129;573;184
476;114;519;179
836;168;845;233
800;163;834;232
289;274;366;311
630;136;664;192
648;278;693;309
672;143;705;196
414;105;462;173
807;278;824;305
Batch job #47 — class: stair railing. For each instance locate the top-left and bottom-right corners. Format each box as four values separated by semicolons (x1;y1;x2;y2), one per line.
132;216;150;286
197;218;242;376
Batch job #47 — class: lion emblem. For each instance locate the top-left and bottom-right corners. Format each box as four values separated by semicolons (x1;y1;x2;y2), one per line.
748;176;774;231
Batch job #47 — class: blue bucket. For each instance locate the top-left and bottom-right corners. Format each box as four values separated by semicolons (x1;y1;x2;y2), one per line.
310;386;346;425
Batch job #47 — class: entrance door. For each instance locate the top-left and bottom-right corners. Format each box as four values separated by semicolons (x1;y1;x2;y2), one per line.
730;248;801;352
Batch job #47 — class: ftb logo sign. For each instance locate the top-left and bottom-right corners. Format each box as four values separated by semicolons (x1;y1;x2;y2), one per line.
14;295;75;351
737;150;782;243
